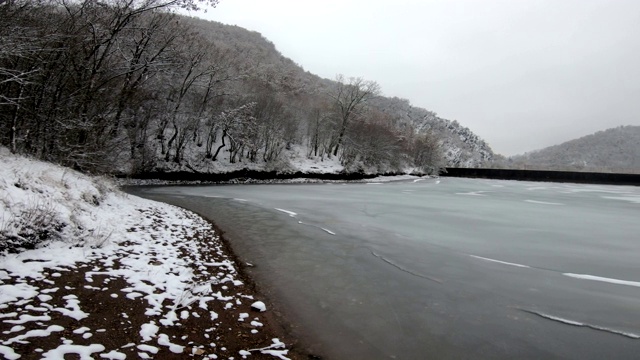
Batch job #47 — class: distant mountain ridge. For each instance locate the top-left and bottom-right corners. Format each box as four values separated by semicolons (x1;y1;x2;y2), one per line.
507;126;640;173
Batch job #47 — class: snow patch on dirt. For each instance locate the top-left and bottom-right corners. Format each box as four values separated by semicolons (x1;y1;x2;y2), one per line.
0;148;289;358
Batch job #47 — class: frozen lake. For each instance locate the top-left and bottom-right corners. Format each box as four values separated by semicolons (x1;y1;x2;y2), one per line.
130;178;640;359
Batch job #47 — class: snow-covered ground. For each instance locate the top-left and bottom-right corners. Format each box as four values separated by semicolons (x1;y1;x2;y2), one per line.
0;148;292;359
153;143;346;175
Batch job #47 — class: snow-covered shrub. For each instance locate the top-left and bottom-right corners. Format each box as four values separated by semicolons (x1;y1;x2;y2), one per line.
264;157;295;173
0;197;65;253
0;147;121;253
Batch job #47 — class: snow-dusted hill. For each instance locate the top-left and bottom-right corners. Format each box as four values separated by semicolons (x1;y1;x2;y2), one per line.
507;125;640;173
371;97;496;168
2;7;495;176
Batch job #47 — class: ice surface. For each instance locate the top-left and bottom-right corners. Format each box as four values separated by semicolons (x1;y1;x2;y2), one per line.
118;174;640;358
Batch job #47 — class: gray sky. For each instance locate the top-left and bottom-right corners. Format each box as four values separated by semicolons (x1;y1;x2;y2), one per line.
193;0;640;156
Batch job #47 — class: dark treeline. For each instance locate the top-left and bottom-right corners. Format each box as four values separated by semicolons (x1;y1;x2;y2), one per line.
0;0;448;175
443;168;640;186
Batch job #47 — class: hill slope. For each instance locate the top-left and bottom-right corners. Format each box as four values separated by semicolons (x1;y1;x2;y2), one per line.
1;4;494;176
507;126;640;173
180;17;496;171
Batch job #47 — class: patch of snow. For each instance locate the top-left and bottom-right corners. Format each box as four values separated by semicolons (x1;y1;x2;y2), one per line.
159;311;178;326
274;208;297;217
157;333;184;353
0;284;39;303
0;312;17;319
3;325;25;334
137;344;159;354
3;314;51;324
0;149;290;359
563;273;640;288
41;344;106;359
248;338;290;360
73;327;91;334
239;349;251;357
456;191;489;196
53;295;88;321
99;350;127;359
251;301;266;312
140;322;159;342
363;175;422;183
469;255;531;269
320;228;336;235
601;195;640;204
524;200;564;206
0;345;21;360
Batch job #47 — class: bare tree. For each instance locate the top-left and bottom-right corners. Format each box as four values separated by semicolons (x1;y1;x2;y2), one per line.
412;131;444;175
328;74;380;156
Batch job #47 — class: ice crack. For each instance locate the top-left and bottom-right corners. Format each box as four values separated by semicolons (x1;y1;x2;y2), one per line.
521;309;640;339
371;251;442;284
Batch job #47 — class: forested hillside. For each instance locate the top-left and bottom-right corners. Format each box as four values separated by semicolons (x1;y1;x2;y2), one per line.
0;0;494;176
505;126;640;173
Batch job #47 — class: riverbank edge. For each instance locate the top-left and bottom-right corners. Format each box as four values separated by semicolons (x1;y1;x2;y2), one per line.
116;169;423;185
207;219;322;359
121;187;326;359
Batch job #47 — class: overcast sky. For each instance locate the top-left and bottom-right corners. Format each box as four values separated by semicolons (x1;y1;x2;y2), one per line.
192;0;640;156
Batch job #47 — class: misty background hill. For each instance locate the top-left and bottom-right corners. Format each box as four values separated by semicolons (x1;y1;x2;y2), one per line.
0;2;494;176
504;126;640;173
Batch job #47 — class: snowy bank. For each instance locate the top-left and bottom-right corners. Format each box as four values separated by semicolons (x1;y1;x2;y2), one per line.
0;148;297;359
